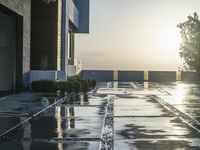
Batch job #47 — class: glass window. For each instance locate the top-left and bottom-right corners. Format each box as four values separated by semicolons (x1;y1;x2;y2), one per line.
68;31;72;59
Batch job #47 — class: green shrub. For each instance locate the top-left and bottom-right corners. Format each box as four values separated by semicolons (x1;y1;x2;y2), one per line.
88;79;96;89
31;80;57;92
71;81;81;93
67;75;81;81
80;80;90;93
57;81;73;93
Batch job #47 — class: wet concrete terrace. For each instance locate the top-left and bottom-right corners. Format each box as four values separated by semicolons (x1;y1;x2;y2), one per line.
0;82;200;149
111;82;200;150
0;92;59;135
0;91;108;150
157;83;200;129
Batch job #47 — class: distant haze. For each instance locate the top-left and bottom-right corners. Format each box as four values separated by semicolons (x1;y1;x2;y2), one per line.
75;0;200;71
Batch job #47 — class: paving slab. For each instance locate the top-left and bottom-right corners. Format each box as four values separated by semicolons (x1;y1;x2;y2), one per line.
114;87;200;150
115;117;198;140
158;83;200;126
0;141;100;150
114;138;200;150
0;92;57;114
24;116;103;139
114;97;173;117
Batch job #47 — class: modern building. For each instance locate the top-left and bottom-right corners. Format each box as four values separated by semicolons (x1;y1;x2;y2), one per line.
0;0;89;92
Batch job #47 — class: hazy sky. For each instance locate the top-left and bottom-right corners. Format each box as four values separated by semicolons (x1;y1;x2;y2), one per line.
75;0;200;71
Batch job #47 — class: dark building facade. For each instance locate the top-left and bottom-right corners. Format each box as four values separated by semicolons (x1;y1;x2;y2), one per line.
0;0;89;92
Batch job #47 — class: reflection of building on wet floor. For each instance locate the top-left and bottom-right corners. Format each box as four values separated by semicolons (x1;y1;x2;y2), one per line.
20;117;31;150
55;106;75;130
55;105;75;150
1;82;200;149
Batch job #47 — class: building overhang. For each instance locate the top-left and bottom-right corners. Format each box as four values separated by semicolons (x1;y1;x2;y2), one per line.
69;0;79;29
74;0;89;33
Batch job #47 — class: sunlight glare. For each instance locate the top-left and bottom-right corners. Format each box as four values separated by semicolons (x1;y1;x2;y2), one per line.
173;84;186;108
153;23;181;58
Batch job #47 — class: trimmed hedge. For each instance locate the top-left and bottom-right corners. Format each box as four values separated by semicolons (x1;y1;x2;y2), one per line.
57;81;73;93
31;77;96;93
31;80;57;92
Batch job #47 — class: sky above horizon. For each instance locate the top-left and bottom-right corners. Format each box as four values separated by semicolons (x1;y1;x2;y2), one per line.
75;0;200;71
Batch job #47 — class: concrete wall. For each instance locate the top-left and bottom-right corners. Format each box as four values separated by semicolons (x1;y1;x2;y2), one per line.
81;70;179;82
81;70;113;82
29;71;58;84
0;0;31;88
118;71;144;82
67;65;76;77
148;71;176;82
181;72;199;82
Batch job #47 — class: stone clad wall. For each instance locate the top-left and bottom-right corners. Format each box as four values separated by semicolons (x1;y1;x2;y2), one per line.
0;0;31;84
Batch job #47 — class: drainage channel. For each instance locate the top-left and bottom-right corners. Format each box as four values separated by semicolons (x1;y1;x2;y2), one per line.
151;95;200;133
99;96;114;150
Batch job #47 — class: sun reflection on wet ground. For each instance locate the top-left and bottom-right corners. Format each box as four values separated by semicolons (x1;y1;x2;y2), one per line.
158;82;200;119
0;82;200;150
113;82;200;150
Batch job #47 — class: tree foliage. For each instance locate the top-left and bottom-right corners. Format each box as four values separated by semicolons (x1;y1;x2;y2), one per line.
177;12;200;72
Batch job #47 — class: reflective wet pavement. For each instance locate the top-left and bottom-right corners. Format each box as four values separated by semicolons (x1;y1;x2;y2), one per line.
158;83;200;124
0;92;59;135
0;82;200;150
110;82;200;150
0;92;107;150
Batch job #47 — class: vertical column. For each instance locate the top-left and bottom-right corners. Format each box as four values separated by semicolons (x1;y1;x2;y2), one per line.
61;0;69;77
57;0;62;71
144;71;149;81
113;70;118;81
176;70;181;81
144;71;149;89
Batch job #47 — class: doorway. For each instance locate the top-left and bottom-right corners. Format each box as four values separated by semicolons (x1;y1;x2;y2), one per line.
0;5;23;92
